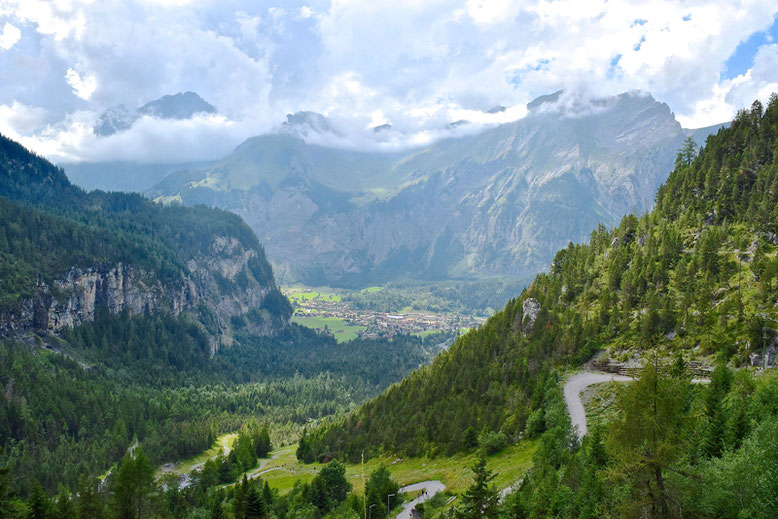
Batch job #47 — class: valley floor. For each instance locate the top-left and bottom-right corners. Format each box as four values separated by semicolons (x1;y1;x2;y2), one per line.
162;436;538;497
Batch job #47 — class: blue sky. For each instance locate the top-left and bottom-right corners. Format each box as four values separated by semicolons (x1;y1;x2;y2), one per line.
0;0;776;163
723;14;778;79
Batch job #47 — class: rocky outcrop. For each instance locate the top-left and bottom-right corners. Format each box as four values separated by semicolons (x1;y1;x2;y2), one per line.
521;298;541;335
0;236;283;347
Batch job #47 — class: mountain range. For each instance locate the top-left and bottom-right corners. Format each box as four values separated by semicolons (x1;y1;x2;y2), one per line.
137;91;725;287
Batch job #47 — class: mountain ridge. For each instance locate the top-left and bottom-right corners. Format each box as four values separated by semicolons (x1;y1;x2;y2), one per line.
300;95;778;464
0;132;289;347
145;91;726;287
93;91;216;137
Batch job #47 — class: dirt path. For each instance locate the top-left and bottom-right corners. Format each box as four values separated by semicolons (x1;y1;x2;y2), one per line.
245;449;292;480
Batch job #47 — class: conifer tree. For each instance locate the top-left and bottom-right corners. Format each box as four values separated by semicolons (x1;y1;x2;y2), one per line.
455;457;499;519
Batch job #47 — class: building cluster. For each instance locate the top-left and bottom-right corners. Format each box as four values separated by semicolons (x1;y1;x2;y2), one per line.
287;290;485;339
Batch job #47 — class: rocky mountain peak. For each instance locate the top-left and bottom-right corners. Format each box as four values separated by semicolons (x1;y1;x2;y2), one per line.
93;91;217;137
282;111;338;136
137;91;217;120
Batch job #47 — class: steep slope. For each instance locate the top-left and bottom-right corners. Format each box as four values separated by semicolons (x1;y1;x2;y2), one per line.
0;133;290;346
146;92;724;286
301;96;778;461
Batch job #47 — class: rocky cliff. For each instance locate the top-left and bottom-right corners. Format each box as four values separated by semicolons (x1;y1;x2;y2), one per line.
0;132;289;348
0;235;283;348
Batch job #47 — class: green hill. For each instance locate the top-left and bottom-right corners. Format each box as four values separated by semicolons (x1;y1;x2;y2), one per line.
0;132;289;340
302;96;778;462
0;133;439;495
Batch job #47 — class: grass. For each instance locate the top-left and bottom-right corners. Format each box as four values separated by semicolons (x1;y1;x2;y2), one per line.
158;432;237;476
291;316;365;343
250;440;538;496
283;286;342;303
582;382;621;430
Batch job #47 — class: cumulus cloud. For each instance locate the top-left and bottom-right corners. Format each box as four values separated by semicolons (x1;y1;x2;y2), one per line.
65;68;96;100
0;0;776;163
0;22;21;50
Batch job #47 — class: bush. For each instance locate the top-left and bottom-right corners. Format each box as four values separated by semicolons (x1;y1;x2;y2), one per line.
478;430;509;455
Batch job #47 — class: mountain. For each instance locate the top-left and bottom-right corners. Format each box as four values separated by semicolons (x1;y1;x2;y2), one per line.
137;91;217;120
147;91;725;287
0;131;442;494
92;91;216;137
0;132;289;347
301;96;778;462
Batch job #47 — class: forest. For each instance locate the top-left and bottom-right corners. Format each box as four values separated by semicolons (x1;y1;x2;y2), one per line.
2;93;778;518
0;305;439;495
0;132;279;314
301;96;778;492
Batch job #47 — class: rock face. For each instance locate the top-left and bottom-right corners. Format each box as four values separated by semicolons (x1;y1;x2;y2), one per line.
0;236;280;348
522;298;541;335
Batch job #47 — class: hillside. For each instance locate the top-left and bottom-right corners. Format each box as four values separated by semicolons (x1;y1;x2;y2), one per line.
140;91;725;287
0;132;290;346
302;96;778;462
0;133;445;495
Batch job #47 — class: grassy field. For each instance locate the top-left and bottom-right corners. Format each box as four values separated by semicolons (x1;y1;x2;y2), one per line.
243;440;538;496
158;432;237;477
290;315;365;342
283;286;342;303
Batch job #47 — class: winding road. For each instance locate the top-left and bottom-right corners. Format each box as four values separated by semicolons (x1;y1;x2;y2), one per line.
396;481;445;519
564;371;709;439
564;372;632;438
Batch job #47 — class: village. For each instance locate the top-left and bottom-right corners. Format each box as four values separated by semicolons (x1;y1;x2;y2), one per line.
283;287;487;340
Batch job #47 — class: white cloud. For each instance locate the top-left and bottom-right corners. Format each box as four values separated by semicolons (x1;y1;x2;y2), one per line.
65;68;97;99
676;43;778;127
1;0;777;162
0;22;21;50
0;101;47;138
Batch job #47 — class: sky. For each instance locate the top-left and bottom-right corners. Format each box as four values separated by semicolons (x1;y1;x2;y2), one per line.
0;0;777;164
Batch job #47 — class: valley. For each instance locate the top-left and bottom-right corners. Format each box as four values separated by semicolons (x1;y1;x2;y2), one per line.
284;285;485;342
1;4;778;515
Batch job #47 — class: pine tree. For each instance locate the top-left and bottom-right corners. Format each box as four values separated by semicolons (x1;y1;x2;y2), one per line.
701;363;733;458
233;476;249;519
455;457;499;519
76;476;101;519
0;457;25;519
245;484;266;519
209;498;225;519
607;358;690;518
54;487;75;519
27;482;51;519
254;425;272;458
